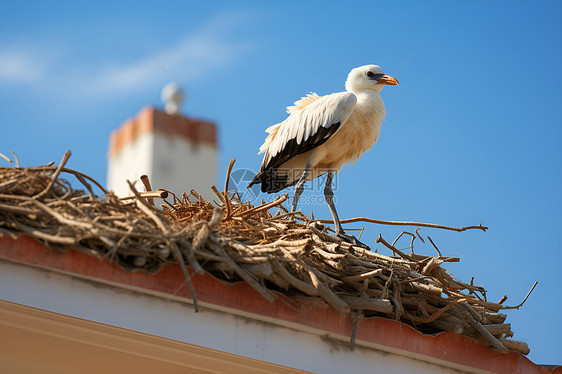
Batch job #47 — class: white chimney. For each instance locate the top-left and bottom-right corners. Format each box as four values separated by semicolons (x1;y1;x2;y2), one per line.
107;100;217;200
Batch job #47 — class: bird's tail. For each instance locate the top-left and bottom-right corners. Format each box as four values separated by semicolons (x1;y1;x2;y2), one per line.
247;173;261;189
247;169;294;193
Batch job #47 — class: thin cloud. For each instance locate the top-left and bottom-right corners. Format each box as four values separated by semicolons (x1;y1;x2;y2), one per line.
89;16;254;94
0;47;52;83
0;13;255;98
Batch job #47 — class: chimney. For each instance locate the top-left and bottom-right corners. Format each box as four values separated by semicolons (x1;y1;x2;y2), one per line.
107;104;217;200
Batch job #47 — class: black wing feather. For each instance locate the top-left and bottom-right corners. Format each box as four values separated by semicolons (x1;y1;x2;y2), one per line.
248;122;341;193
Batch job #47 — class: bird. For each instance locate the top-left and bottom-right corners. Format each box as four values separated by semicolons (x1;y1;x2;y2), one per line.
248;64;398;245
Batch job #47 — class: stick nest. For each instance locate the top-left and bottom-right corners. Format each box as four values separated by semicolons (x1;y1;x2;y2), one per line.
0;152;531;355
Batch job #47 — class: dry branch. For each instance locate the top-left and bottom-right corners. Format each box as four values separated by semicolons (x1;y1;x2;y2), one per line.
316;217;488;232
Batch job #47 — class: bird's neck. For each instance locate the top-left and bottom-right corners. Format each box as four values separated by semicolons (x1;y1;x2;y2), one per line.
352;89;386;118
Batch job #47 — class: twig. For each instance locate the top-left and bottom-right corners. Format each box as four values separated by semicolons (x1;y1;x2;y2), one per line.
349;311;364;350
140;175;155;207
211;241;275;302
11;151;20;168
408;299;466;324
392;280;404;319
427;236;442;256
271;260;318;296
376;234;414;261
0;227;18;239
341;269;383;283
0;203;42;215
502;281;538;310
468;320;507;352
223;158;236;219
190;190;204;202
164;242;197;312
33;150;71;200
415;228;425;243
31;166;108;194
0;152;12;163
357;227;365;240
234;193;289;219
498;338;529;355
392;231;415;248
210;185;225;204
317;217;488;232
127;181;168;233
8;220;76;245
421;257;444;276
74;173;95;199
339;295;392;314
484;323;512;336
120;190;169;202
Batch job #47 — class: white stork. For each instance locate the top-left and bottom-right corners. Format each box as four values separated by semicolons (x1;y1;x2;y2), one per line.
248;65;398;245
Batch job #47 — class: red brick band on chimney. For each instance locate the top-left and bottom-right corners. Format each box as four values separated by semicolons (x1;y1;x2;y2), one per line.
108;106;217;158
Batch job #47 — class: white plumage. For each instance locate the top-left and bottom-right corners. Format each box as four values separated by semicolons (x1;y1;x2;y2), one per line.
259;92;357;168
249;64;398;245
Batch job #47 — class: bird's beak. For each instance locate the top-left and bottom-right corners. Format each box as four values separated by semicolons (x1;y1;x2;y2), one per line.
377;75;399;86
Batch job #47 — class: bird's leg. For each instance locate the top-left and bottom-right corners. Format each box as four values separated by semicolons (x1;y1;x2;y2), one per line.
291;163;312;212
324;172;344;234
324;172;370;249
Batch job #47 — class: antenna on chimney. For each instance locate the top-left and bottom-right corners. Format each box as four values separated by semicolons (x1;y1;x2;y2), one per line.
161;82;185;115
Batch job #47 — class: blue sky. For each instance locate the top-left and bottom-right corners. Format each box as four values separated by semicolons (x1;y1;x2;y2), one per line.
1;0;561;365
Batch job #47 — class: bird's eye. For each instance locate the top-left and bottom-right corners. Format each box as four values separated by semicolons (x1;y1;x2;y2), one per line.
366;71;375;77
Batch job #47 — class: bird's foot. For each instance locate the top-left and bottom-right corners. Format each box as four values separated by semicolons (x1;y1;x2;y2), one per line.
337;232;371;250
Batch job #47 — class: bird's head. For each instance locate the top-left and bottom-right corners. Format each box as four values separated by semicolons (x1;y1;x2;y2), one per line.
345;65;399;93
